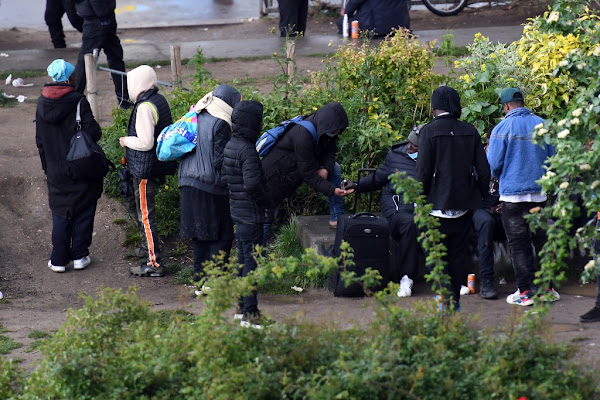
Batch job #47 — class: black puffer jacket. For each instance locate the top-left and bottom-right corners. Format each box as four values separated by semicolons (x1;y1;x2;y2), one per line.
75;0;116;19
416;87;490;210
262;102;349;208
338;0;410;36
222;101;272;224
35;83;103;218
178;84;241;195
357;141;416;219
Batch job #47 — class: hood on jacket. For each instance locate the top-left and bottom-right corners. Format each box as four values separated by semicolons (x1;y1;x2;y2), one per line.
213;84;242;109
232;100;264;142
127;65;157;103
431;86;461;119
306;102;349;138
38;84;79;124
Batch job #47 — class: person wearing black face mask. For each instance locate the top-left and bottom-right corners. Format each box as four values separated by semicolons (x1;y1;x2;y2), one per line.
343;125;424;297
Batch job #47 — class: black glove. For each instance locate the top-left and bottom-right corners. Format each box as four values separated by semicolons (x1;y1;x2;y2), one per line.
341;179;357;191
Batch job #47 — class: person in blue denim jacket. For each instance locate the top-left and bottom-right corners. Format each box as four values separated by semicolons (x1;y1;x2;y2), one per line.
487;88;557;307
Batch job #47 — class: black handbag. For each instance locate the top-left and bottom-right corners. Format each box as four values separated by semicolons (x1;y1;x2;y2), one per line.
66;98;113;180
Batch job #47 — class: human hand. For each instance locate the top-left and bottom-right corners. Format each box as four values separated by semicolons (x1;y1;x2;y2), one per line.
334;188;354;197
317;168;329;179
491;203;502;214
119;137;127;148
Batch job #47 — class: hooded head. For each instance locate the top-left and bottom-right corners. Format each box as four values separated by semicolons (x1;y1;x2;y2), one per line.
307;102;349;139
232;100;264;142
47;59;75;83
431;86;462;119
213;84;242;109
127;65;157;103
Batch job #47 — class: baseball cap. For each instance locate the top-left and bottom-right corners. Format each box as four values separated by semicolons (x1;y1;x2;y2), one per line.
500;88;524;105
47;59;75;82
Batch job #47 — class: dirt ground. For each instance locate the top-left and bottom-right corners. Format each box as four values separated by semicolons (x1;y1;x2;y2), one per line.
3;1;600;373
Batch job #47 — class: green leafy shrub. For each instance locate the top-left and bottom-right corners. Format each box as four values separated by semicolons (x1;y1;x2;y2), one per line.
12;282;598;399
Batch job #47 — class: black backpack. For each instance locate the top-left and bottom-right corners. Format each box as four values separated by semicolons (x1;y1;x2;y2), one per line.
66;98;114;180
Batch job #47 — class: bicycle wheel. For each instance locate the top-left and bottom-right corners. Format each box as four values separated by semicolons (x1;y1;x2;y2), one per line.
421;0;469;16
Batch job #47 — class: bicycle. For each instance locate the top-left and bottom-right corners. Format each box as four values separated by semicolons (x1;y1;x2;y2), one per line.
260;0;469;17
418;0;469;16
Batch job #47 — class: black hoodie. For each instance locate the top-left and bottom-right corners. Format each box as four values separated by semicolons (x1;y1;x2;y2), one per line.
261;102;349;207
222;100;272;224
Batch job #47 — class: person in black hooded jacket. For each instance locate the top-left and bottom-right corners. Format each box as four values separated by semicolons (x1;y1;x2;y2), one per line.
222;100;272;324
261;102;352;212
337;0;410;37
36;59;103;273
416;85;490;309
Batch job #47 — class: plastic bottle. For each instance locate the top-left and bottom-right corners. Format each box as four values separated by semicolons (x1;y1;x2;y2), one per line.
342;14;349;38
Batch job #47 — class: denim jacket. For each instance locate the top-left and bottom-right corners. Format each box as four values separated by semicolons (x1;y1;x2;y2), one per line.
487;107;555;196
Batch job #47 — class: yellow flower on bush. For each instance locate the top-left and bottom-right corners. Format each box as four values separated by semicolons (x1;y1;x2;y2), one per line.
579;164;592;171
570;118;580;125
559;181;569;189
547;11;560;23
557;129;570;138
591;180;600;189
572;108;583;117
481;63;487;72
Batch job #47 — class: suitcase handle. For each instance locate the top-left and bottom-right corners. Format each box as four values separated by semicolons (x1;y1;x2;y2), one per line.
351;212;378;219
353;168;377;215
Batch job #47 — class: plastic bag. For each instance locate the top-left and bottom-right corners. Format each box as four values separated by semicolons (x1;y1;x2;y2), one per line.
156;107;198;161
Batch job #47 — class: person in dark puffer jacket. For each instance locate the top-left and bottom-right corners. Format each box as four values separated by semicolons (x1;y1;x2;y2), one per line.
222;100;272;324
337;0;410;37
349;126;424;294
178;85;241;292
119;65;175;277
36;59;103;273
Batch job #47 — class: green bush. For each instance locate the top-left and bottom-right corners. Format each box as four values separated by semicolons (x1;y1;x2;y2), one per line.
9;285;598;399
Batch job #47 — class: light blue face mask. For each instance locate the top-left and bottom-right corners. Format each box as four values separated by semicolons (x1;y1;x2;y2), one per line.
408;151;418;160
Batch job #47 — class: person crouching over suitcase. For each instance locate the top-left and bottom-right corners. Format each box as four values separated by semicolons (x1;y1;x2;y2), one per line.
343;126;424;298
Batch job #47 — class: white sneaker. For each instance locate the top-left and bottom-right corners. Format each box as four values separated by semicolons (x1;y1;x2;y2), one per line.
0;291;3;300
73;256;91;270
506;289;521;304
194;285;211;297
397;275;413;298
47;260;66;273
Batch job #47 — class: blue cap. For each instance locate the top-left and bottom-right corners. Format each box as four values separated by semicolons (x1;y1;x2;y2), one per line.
500;88;524;105
47;59;75;82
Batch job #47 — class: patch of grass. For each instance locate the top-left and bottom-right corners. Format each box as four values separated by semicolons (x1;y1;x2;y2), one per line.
24;341;44;353
165;262;194;285
113;218;128;225
170;241;189;257
28;330;51;340
153;309;195;327
0;335;22;355
0;70;45;79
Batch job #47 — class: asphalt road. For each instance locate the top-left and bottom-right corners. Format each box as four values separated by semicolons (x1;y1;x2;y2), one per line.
0;0;261;31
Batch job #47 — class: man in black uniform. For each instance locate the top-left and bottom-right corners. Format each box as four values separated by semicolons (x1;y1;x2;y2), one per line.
74;0;130;108
45;0;83;48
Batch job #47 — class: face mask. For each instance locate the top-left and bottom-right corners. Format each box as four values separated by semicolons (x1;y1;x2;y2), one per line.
408;152;418;160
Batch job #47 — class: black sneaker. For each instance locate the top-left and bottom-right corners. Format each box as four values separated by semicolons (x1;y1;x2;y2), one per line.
129;263;165;277
580;306;600;323
480;280;498;300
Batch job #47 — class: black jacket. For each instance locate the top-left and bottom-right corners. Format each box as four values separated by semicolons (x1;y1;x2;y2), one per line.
262;102;349;208
75;0;116;19
35;83;103;218
338;0;410;36
416;115;490;210
126;88;176;179
357;141;417;219
179;84;241;195
222;101;272;224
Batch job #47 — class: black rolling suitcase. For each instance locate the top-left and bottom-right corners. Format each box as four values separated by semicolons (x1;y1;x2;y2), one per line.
328;168;391;297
